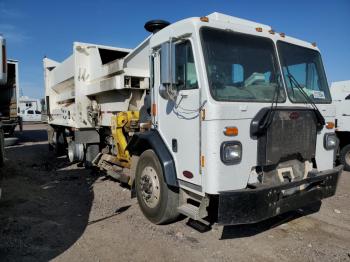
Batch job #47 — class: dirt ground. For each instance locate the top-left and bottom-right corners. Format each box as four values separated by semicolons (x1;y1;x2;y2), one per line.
0;123;349;262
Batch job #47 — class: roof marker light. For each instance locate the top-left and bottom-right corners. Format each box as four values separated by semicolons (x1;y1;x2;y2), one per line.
279;32;286;38
255;27;263;32
200;16;209;22
312;42;317;47
268;29;275;35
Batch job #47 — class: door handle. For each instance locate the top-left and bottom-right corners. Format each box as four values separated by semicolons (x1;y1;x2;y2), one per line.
180;94;189;98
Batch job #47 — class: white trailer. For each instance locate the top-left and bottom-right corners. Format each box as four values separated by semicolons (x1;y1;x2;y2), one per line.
44;13;342;226
331;80;350;170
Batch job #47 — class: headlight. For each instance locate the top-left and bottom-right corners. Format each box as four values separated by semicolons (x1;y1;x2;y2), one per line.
220;141;242;165
324;133;338;150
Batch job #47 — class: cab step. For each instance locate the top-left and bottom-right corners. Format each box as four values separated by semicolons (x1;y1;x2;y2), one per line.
177;203;201;220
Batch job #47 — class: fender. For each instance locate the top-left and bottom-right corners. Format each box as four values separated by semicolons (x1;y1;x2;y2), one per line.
127;129;178;187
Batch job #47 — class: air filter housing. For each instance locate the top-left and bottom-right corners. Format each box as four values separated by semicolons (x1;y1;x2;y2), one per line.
144;20;170;34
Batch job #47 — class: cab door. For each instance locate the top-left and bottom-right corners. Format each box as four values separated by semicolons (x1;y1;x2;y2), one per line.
155;40;202;187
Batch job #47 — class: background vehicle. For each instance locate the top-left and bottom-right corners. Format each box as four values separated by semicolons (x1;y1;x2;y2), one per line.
44;13;342;226
331;80;350;170
18;96;42;122
21;108;42;122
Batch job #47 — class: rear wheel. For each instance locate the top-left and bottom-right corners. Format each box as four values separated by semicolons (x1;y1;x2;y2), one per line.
0;129;4;199
54;131;66;156
135;149;179;224
340;144;350;171
0;129;4;167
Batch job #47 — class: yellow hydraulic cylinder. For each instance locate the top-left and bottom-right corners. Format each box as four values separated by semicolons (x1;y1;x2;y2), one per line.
111;111;139;168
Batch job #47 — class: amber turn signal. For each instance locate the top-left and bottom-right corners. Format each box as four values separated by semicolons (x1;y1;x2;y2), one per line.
152;103;157;116
326;122;335;129
224;127;238;136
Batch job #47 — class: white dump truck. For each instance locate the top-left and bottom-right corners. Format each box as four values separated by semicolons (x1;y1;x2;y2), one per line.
0;36;20;139
0;35;21;198
331;80;350;171
44;13;342;225
0;35;6;200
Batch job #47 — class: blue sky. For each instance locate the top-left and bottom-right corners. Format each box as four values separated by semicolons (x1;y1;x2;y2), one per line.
0;0;349;99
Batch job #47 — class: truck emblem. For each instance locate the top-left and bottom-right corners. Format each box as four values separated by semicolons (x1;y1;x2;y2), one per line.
289;112;300;120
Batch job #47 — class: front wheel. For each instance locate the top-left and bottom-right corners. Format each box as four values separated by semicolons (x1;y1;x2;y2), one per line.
340;144;350;171
135;149;179;224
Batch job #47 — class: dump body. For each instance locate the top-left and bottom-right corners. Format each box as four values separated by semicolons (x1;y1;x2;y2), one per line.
44;42;149;129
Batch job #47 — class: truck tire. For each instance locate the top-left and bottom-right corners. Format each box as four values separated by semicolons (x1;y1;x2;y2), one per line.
340;144;350;171
0;129;4;167
84;144;99;168
54;131;66;156
135;149;179;224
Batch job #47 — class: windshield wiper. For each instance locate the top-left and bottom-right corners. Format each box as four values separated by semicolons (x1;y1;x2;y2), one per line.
260;73;282;130
286;73;325;130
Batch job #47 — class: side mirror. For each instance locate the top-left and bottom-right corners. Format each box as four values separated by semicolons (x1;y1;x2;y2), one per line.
159;42;177;100
0;36;7;85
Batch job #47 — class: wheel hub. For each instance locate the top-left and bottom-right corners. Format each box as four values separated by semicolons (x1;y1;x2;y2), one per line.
140;166;160;208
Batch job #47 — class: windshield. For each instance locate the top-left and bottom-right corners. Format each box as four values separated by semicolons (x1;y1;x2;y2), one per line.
278;41;331;103
201;27;285;102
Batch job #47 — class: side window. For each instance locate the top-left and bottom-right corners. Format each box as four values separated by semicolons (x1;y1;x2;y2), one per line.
346;94;350;100
35;110;41;114
232;64;244;84
306;63;320;91
27;110;34;114
175;41;198;90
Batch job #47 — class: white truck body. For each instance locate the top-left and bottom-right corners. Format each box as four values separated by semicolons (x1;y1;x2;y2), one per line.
331;80;350;131
331;80;350;170
44;43;146;128
45;13;342;225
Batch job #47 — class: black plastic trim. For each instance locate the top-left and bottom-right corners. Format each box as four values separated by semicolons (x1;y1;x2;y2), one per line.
217;165;343;225
127;130;178;187
250;106;324;139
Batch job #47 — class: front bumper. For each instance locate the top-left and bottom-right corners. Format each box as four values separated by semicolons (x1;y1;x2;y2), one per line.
217;165;343;225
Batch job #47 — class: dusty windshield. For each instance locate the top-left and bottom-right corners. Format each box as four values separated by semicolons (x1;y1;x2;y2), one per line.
200;27;285;102
278;41;331;103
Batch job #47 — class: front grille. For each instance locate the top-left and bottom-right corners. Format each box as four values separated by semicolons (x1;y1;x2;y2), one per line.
257;109;317;166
